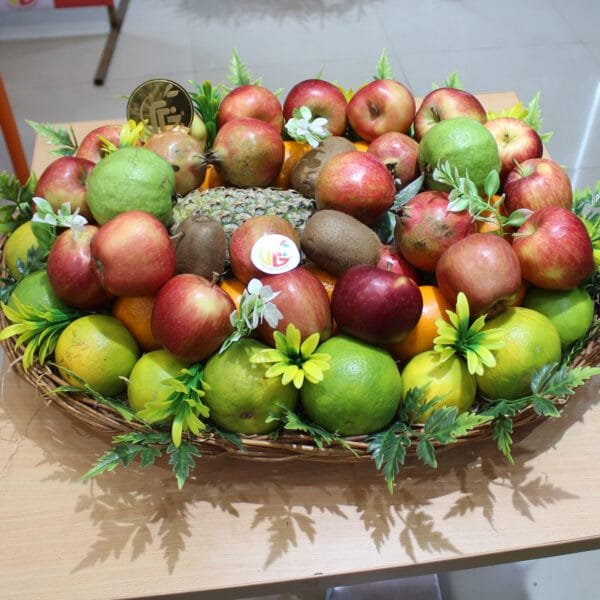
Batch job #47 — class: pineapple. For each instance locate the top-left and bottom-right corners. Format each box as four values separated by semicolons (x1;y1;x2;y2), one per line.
172;187;316;238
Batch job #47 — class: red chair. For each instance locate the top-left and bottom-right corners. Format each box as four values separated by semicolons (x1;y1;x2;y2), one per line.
0;74;29;185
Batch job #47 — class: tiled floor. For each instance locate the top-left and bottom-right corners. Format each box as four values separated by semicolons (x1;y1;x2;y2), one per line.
2;1;600;598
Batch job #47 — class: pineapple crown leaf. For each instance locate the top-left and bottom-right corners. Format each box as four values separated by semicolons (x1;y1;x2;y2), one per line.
250;323;331;389
285;106;331;148
433;292;505;376
219;279;283;353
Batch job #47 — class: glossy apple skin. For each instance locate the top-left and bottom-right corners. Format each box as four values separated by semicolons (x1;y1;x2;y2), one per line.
315;151;395;225
34;156;95;222
347;79;416;141
512;206;595;290
504;158;572;213
91;211;176;296
256;267;333;347
367;131;419;187
331;265;423;345
484;117;543;181
151;274;235;363
47;225;112;309
413;87;487;141
211;117;284;188
283;79;348;136
377;244;419;282
75;124;122;163
394;191;475;272
229;215;301;284
218;84;284;132
435;233;522;318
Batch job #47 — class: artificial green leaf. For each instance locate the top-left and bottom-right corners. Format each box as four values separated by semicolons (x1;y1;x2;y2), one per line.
484;169;500;199
167;442;202;489
416;438;437;468
492;416;514;464
374;48;394;80
25;119;78;156
367;423;410;494
392;173;425;210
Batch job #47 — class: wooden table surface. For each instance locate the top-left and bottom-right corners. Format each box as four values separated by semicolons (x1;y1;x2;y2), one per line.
1;92;599;600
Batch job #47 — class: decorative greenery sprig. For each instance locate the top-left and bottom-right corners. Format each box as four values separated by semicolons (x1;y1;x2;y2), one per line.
432;71;463;90
82;431;202;490
250;323;331;389
137;363;211;448
374;48;394;80
226;48;262;89
573;183;600;270
481;362;600;463
188;80;223;150
31;197;88;240
0;171;37;234
0;296;86;370
25;119;78;157
220;278;283;352
434;292;505;376
487;91;553;142
368;386;492;493
432;161;532;235
285;106;331;148
266;404;357;454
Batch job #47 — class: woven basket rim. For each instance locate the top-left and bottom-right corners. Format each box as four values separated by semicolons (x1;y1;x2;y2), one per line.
1;300;598;463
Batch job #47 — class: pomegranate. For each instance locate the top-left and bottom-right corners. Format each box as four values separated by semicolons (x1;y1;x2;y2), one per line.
144;126;206;195
394;190;475;272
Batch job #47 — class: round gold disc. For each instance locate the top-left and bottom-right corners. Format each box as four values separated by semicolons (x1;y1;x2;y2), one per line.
127;79;194;133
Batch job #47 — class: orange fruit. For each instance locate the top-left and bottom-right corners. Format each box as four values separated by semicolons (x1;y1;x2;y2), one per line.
304;263;337;300
272;140;310;189
387;285;452;362
219;277;245;309
112;295;162;351
200;164;225;190
354;140;369;152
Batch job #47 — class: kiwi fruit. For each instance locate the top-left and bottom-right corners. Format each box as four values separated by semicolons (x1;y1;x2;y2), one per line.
172;212;227;278
301;209;381;276
291;136;355;199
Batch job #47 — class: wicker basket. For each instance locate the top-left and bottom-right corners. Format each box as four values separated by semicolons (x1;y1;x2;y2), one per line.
2;297;599;464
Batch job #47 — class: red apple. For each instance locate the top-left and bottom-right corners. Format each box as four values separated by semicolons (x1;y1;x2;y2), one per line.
484;117;543;181
91;211;176;296
229;215;301;284
504;158;572;213
283;79;348;136
413;88;487;141
46;225;112;309
144;127;207;196
151;273;235;362
367;131;419;187
394;190;475;272
255;267;333;346
331;264;423;345
218;84;284;132
512;206;595;290
315;151;395;225
347;79;416;141
435;233;522;317
377;244;419;282
35;156;95;222
211;117;284;188
75;124;123;163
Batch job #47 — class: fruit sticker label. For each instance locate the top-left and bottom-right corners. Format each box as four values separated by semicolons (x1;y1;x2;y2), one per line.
251;234;300;274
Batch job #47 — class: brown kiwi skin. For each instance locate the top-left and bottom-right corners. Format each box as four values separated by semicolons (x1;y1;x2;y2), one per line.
172;212;227;279
301;209;381;276
291;136;356;199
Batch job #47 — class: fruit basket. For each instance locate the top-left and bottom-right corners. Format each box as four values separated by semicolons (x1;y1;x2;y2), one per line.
2;56;600;490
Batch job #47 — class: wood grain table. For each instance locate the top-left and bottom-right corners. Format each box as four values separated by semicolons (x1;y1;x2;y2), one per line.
1;92;599;600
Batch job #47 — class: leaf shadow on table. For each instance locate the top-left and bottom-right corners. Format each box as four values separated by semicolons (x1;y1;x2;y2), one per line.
1;366;596;574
